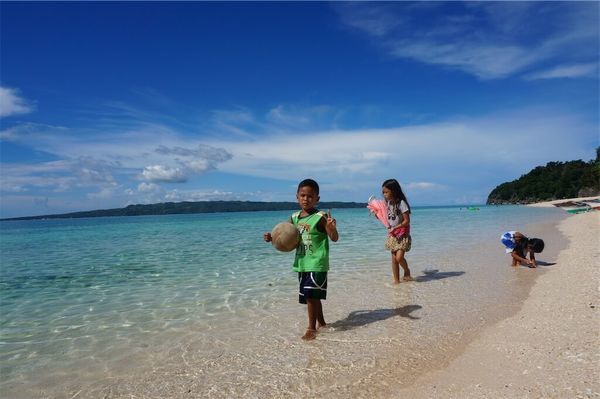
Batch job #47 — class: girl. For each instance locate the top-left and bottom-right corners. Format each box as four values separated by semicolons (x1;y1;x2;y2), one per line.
382;178;412;283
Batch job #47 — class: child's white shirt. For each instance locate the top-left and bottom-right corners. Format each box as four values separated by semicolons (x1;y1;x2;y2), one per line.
387;200;409;228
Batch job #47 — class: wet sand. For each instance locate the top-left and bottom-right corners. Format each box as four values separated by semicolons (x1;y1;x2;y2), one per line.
396;211;600;398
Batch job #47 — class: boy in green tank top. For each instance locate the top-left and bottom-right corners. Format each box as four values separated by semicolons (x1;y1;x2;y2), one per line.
264;179;339;340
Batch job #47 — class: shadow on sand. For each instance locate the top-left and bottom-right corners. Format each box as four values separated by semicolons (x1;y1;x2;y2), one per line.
329;305;422;331
415;269;465;282
534;261;557;267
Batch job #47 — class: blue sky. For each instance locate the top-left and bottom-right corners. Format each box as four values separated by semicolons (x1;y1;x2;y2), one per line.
0;1;598;218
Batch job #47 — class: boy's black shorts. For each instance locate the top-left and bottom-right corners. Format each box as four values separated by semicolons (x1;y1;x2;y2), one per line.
298;272;327;304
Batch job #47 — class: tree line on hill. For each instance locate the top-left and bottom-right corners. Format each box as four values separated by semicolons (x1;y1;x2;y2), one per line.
1;201;367;221
487;148;600;205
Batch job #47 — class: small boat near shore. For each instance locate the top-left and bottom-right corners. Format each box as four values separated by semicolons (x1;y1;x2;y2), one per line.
553;199;600;214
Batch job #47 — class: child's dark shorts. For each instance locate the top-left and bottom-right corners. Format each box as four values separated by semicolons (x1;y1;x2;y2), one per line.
298;272;327;304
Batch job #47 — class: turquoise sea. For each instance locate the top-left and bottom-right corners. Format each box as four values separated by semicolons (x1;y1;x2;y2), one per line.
0;206;566;398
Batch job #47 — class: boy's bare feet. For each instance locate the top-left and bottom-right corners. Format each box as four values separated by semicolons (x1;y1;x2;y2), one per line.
403;275;413;281
317;324;334;332
302;329;317;340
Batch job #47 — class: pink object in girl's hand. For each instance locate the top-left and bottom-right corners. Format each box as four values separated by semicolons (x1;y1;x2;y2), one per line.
389;225;410;237
367;196;390;228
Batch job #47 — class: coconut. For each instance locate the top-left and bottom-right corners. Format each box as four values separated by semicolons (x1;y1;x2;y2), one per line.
271;222;300;252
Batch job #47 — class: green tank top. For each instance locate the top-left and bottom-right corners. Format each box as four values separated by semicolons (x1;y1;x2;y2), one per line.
291;210;329;272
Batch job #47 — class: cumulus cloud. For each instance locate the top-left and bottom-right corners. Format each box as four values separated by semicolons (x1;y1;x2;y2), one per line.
0;158;119;194
0;86;34;118
334;2;599;80
206;107;595;194
155;144;232;175
1;100;595;215
0;121;233;190
137;182;162;193
141;165;187;183
144;144;233;181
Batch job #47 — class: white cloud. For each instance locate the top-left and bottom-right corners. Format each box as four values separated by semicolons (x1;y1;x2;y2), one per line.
0;159;118;194
337;2;406;37
390;41;536;80
141;165;187;183
266;105;312;127
137;182;162;193
1;103;595;215
0;122;232;191
5;105;592;196
334;2;599;80
524;63;598;80
87;186;117;199
204;107;595;193
406;182;446;191
0;87;34;118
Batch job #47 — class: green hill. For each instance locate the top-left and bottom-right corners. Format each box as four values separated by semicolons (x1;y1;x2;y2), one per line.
1;201;366;221
487;148;600;205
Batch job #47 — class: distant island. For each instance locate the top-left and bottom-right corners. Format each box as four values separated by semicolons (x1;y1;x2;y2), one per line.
0;201;367;221
487;148;600;205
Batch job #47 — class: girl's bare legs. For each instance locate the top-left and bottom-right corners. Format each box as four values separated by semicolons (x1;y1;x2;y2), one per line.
395;249;412;281
391;252;401;284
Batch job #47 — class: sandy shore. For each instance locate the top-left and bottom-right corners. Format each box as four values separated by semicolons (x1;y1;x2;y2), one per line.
396;210;600;398
526;196;600;208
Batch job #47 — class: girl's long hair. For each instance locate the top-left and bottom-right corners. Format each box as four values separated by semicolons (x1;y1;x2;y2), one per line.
382;178;411;213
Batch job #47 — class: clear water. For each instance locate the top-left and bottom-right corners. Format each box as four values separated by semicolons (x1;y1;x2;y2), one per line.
0;206;566;398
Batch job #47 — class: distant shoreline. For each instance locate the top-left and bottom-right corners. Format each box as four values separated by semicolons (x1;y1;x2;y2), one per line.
0;200;368;221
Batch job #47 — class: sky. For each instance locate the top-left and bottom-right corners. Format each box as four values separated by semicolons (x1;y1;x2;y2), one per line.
0;1;598;218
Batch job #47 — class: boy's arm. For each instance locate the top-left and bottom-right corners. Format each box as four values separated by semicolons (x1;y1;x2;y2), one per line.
321;213;338;242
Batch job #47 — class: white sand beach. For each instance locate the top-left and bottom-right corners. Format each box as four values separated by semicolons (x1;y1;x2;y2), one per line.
396;210;599;398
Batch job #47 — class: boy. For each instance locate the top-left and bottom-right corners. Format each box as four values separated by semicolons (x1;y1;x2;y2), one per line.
501;231;545;268
264;179;338;340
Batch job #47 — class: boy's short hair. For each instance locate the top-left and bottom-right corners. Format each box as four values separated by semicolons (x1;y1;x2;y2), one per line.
528;238;545;253
297;179;319;194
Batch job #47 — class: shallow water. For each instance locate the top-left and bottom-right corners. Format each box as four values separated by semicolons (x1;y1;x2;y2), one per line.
0;206;566;398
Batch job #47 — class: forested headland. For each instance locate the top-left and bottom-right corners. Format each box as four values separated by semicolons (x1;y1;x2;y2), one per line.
487;148;600;205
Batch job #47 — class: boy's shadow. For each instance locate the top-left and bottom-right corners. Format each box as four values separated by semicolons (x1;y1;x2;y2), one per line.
329;305;422;331
415;269;465;282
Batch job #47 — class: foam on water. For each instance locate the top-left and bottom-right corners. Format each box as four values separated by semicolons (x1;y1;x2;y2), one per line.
0;206;566;397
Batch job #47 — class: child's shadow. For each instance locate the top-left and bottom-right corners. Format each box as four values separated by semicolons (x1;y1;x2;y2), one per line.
329;305;422;331
415;269;465;282
535;261;557;267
